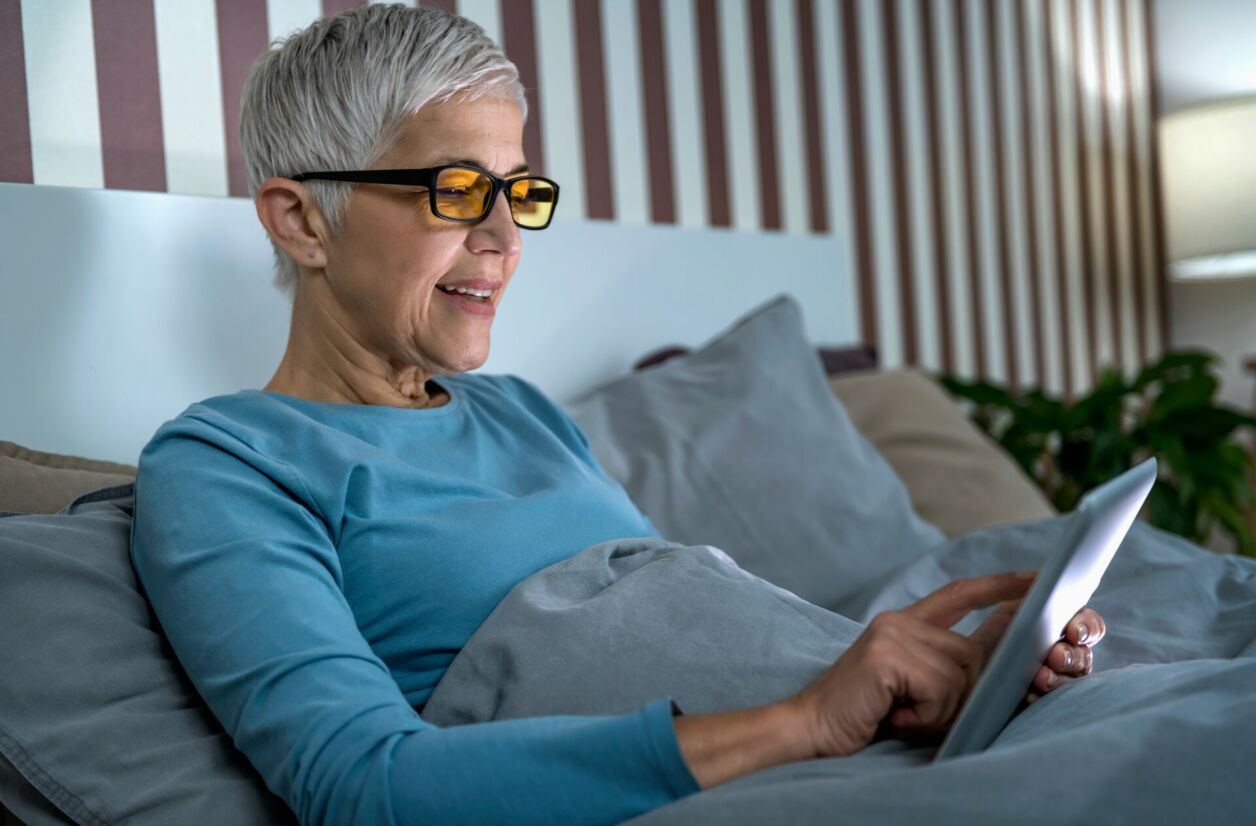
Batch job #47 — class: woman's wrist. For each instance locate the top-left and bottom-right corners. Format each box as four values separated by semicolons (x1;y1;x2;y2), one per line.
672;700;816;790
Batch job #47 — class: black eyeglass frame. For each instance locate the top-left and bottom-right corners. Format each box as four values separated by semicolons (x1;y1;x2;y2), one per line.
289;164;560;229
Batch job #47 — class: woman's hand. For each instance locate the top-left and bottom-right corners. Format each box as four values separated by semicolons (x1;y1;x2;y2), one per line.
785;572;1033;758
673;576;1108;789
1027;606;1106;704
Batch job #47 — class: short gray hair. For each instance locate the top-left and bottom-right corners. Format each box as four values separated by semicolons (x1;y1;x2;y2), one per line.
240;3;528;296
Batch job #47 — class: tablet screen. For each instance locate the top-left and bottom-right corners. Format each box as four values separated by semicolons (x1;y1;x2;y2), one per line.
933;457;1158;761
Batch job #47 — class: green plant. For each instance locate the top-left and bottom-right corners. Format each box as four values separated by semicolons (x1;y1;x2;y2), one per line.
938;351;1256;555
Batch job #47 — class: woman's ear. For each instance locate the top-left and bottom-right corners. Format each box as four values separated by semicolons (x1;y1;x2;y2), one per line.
254;177;330;269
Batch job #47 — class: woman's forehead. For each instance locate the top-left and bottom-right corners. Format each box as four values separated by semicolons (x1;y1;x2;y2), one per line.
385;97;526;173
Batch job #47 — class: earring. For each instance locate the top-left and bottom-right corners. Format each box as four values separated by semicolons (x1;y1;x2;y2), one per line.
307;251;316;259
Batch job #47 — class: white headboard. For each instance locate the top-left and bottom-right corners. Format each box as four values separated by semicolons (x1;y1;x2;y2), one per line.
0;182;857;464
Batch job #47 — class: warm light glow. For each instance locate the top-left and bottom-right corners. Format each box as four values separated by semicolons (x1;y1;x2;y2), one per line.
1159;97;1256;282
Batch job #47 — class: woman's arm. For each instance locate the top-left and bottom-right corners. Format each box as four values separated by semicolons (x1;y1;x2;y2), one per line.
673;573;1041;787
131;418;699;826
672;703;813;788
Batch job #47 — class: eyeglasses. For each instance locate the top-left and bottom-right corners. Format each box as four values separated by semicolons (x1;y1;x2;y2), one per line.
289;164;560;229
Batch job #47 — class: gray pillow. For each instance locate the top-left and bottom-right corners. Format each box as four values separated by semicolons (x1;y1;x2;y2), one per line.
0;486;293;826
563;294;945;611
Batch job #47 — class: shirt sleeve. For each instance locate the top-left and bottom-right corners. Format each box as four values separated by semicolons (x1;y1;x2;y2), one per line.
130;416;699;826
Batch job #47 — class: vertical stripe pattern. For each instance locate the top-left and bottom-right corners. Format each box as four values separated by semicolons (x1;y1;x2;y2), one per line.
322;0;365;16
215;1;268;197
919;0;953;373
719;0;760;231
988;0;1017;388
747;0;781;231
1117;0;1146;363
91;0;166;192
535;0;585;217
882;0;918;365
1140;0;1169;353
574;0;614;221
840;0;878;350
500;0;544;174
637;0;676;223
1043;0;1074;396
955;0;988;379
796;0;828;235
154;0;228;196
1014;0;1046;389
0;0;34;183
662;0;707;228
2;0;1171;393
603;0;649;224
21;0;105;188
695;0;730;228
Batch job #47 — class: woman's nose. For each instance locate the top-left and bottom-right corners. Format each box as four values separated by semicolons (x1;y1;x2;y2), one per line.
468;189;521;256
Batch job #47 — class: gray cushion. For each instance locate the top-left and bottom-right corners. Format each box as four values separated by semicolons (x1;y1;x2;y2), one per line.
0;486;293;826
563;294;945;611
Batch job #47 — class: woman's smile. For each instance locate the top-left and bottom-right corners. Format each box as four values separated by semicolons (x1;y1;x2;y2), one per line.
434;283;497;317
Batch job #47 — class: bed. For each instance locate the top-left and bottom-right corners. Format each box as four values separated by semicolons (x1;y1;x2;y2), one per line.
2;183;1254;825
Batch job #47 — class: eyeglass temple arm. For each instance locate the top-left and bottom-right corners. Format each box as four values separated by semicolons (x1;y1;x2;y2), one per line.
289;170;434;185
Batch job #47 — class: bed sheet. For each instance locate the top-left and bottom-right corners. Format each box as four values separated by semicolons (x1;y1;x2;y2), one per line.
421;516;1256;824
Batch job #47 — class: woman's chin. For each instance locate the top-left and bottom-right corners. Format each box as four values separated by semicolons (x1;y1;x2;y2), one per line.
437;341;491;375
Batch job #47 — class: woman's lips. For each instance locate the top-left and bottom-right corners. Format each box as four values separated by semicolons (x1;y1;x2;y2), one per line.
435;286;495;317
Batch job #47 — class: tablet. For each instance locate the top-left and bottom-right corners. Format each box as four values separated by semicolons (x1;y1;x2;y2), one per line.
933;457;1158;761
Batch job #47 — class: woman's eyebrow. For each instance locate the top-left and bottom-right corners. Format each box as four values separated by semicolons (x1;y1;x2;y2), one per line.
448;158;530;176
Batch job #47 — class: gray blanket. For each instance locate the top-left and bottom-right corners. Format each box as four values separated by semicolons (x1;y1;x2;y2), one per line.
420;517;1256;824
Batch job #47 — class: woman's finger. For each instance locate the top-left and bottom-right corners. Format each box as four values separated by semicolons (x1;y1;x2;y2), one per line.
1064;607;1106;647
968;599;1020;661
903;572;1035;629
1033;664;1078;694
896;617;985;696
885;648;968;733
867;613;978;730
1046;641;1092;676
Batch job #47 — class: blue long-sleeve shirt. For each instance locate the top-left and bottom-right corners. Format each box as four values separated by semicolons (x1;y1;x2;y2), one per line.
129;372;701;825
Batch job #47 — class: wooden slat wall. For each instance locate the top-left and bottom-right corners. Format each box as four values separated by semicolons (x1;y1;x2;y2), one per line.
0;0;1166;393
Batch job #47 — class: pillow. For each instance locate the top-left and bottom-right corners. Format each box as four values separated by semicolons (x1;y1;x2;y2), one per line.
0;441;136;515
830;369;1055;538
563;294;945;611
0;486;294;826
633;342;878;376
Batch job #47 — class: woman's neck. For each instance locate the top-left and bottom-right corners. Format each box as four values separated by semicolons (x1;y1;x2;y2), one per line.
263;283;449;410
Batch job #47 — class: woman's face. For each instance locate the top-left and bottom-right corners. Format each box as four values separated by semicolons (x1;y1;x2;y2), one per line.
319;95;526;378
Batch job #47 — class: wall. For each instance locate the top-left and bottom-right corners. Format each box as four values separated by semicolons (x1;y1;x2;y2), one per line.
1153;0;1256;410
0;181;855;463
1;0;1166;397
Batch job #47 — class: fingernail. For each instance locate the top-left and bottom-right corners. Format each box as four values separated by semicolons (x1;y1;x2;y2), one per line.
1077;623;1089;643
1047;670;1058;689
1063;648;1073;669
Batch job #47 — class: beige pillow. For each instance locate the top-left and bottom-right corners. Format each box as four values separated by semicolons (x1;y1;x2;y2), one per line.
0;441;136;514
830;369;1054;538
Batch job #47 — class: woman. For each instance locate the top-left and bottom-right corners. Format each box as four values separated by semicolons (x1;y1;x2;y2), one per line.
130;6;1104;825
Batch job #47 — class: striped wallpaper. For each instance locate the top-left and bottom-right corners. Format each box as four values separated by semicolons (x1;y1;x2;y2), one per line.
0;0;1167;396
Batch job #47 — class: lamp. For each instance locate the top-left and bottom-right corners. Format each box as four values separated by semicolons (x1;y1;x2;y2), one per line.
1159;96;1256;551
1158;96;1256;281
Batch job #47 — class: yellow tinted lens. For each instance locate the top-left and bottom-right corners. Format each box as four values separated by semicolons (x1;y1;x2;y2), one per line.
509;179;556;227
433;168;491;219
